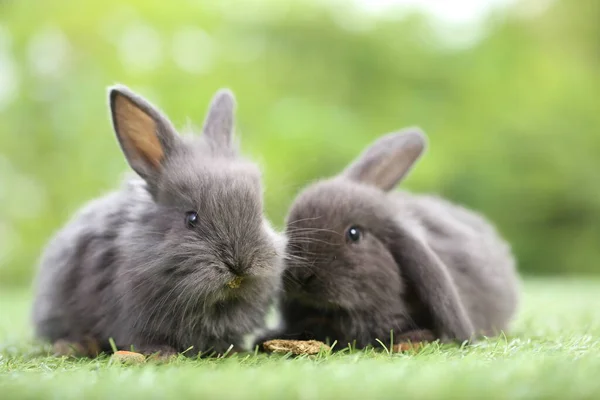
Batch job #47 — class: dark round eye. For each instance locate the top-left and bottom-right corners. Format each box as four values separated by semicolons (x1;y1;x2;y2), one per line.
346;226;361;243
185;211;198;228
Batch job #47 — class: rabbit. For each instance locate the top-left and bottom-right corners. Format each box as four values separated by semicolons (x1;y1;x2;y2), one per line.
280;127;520;349
32;85;286;358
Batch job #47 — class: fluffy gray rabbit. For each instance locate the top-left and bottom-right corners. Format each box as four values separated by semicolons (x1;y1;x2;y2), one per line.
281;127;519;348
32;85;285;357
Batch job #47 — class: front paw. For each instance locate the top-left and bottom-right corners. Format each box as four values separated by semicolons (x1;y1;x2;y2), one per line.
53;336;101;358
395;329;436;343
392;329;436;353
133;344;179;361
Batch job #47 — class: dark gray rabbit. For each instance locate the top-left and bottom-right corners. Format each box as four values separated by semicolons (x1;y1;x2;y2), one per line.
32;85;285;357
282;128;519;348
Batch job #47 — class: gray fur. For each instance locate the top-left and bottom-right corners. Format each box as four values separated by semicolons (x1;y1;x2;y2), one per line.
32;85;285;356
281;127;519;348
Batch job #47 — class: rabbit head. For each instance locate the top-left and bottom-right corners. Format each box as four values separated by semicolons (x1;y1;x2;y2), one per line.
109;86;284;318
283;128;473;345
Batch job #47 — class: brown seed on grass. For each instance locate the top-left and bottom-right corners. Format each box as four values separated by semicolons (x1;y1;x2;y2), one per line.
111;350;146;364
263;339;330;355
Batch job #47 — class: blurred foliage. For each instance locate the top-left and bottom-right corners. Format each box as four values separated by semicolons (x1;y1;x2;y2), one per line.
0;0;599;286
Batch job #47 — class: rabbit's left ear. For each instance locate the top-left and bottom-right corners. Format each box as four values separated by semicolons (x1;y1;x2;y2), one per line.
342;127;426;191
388;222;475;342
202;88;236;149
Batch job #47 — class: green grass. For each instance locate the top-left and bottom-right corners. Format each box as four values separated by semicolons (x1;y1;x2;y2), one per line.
2;279;600;399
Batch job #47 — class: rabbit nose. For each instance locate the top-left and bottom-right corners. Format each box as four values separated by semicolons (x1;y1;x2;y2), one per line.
227;263;245;276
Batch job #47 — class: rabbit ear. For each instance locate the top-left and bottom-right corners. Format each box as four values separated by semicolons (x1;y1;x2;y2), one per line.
109;85;179;183
202;88;236;149
342;127;426;191
388;223;475;342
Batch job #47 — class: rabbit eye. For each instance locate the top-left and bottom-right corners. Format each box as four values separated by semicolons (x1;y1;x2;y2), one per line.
346;226;361;243
185;211;198;228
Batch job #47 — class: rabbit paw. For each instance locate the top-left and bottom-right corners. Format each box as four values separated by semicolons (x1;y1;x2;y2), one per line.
53;336;101;358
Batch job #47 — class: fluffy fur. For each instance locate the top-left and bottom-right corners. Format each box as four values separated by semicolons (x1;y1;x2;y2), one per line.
281;127;520;348
32;85;285;356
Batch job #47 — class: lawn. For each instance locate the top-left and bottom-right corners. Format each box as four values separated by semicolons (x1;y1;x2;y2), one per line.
1;278;600;399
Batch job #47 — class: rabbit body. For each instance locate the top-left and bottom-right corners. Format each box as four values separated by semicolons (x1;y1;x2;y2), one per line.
282;129;519;347
32;86;284;356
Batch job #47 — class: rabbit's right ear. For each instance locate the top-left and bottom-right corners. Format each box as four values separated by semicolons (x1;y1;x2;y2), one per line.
342;128;426;191
109;85;179;183
202;88;236;150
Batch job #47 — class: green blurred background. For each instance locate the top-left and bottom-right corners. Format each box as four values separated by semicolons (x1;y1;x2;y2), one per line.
0;0;598;287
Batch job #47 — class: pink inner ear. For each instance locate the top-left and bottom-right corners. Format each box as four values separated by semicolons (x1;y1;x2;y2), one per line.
114;94;163;168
